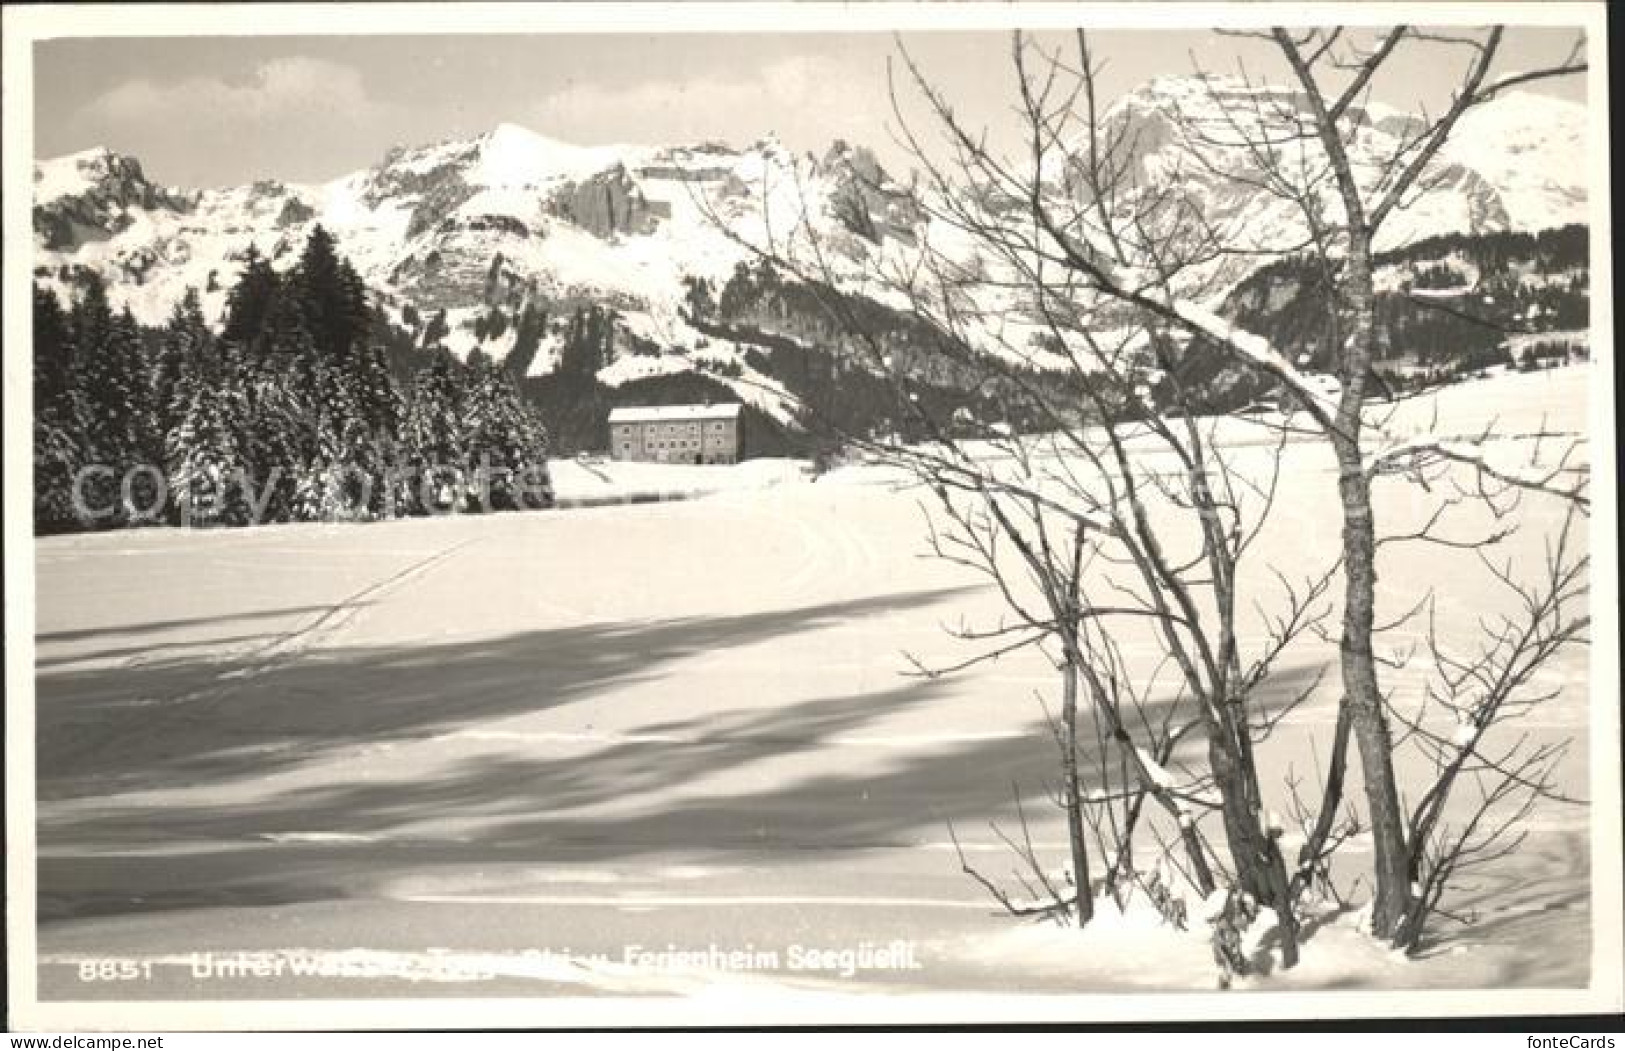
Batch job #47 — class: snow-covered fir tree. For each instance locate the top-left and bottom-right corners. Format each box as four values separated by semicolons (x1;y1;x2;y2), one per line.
166;348;254;527
33;287;88;532
32;227;558;532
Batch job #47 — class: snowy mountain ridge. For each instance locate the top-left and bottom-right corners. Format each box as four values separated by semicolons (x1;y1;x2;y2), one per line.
33;75;1588;417
1049;77;1589;297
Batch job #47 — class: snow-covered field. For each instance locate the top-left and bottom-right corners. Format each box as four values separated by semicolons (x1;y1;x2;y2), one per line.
549;456;812;506
26;366;1607;1016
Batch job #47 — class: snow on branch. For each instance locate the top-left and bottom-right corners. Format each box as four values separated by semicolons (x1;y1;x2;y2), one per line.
1169;299;1340;421
1133;745;1221;809
1363;436;1590;510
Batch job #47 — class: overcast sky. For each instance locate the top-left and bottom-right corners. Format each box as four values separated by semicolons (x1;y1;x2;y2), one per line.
34;26;1588;189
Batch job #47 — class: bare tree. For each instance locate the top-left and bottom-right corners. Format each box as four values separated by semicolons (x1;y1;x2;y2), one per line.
1213;25;1587;942
701;21;1589;969
699;50;1358;980
890;24;1590;949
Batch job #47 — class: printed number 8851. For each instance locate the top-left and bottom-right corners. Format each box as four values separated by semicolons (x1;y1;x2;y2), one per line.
78;959;153;981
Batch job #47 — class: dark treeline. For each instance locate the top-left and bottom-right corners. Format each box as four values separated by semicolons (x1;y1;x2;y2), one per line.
33;226;552;534
1231;223;1589;372
688;260;1071;445
1167;223;1591;411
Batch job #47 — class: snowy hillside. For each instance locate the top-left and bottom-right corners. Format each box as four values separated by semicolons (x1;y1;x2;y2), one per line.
33;77;1588;405
1438;91;1590;227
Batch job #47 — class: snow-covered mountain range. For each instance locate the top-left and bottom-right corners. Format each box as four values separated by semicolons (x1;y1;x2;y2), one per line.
33;75;1588;413
1073;76;1587;263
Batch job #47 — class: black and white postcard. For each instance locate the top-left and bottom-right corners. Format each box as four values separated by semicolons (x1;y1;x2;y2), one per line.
5;1;1618;1031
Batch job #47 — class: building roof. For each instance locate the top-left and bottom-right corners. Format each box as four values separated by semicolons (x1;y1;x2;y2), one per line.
607;403;743;424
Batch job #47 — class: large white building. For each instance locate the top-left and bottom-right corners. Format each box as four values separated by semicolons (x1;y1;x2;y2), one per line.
607;403;743;464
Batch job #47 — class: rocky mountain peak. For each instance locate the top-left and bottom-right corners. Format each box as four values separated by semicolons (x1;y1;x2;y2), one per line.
36;147;164;205
33;146;192;251
473;122;598;186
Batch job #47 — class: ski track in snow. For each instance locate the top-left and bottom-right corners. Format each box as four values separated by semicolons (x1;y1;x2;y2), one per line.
51;536;487;789
163;536;482;697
